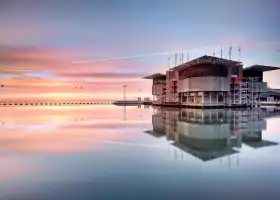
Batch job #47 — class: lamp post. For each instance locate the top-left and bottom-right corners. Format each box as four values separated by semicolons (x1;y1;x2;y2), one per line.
139;89;142;102
123;85;127;101
0;85;4;105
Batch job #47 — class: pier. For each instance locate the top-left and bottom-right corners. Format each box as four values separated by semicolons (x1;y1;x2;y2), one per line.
0;100;152;107
0;100;114;107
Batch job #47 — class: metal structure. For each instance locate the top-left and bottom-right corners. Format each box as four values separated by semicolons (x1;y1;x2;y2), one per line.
230;77;249;106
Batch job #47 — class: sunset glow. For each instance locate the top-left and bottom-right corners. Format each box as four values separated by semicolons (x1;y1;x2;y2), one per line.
1;1;279;101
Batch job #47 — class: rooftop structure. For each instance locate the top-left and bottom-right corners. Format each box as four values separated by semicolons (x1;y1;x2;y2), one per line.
143;55;280;108
143;73;166;79
169;55;241;71
243;65;279;72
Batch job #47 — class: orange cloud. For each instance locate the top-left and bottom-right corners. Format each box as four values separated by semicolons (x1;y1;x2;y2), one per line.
0;45;155;100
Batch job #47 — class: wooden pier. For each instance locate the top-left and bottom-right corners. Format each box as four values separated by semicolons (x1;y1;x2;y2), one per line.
0;100;114;107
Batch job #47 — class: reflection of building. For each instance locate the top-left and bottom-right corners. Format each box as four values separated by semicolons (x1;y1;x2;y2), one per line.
145;108;279;162
143;56;279;107
144;109;166;137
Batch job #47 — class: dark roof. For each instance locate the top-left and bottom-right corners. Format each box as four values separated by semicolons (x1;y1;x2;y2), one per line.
243;65;279;72
267;89;280;97
143;73;166;79
172;142;239;162
170;55;242;71
144;130;165;138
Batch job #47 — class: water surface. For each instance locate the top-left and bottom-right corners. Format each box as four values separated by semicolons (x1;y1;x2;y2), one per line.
0;105;280;200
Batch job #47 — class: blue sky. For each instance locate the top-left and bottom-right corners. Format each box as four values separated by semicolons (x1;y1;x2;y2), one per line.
0;0;280;99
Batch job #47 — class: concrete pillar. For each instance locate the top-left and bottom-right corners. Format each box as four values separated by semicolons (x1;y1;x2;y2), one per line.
202;92;204;105
201;111;204;124
226;136;231;146
209;92;212;105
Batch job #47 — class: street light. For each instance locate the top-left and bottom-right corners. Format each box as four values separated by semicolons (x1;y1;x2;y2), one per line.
139;88;142;101
123;85;127;101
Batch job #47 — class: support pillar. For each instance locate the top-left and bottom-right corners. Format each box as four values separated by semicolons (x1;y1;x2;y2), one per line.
202;92;204;105
180;93;182;103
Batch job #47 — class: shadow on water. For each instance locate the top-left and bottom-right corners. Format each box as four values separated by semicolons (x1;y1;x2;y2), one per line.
145;107;280;162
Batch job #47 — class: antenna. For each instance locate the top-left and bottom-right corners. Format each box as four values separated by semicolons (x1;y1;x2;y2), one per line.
229;44;232;60
182;52;184;64
187;52;190;61
213;48;215;56
175;53;177;66
168;54;171;69
179;53;182;64
238;44;241;61
221;46;223;58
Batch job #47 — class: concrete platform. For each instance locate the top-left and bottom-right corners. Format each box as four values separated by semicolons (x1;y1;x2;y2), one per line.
152;103;250;109
261;102;280;106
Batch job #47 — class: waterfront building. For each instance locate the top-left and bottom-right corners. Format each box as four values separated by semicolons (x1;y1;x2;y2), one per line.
143;55;279;108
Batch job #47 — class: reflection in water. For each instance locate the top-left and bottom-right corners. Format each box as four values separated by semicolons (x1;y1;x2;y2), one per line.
0;106;280;199
0;106;151;154
146;108;279;162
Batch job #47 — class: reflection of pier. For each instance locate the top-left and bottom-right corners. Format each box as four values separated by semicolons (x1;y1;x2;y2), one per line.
145;108;279;162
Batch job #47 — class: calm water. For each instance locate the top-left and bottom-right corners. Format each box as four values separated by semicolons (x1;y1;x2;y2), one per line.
0;105;280;200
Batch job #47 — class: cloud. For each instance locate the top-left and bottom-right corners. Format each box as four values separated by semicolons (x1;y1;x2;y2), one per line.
0;44;153;100
0;45;72;63
59;72;147;79
0;45;73;76
0;44;150;76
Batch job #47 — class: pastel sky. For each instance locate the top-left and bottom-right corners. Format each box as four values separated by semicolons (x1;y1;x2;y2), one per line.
0;0;280;100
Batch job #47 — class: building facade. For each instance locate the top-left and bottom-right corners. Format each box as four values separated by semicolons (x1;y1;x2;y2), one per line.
144;55;279;107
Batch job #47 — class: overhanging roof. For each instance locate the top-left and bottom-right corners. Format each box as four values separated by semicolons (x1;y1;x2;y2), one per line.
144;130;165;138
243;65;279;72
143;73;166;79
170;55;242;71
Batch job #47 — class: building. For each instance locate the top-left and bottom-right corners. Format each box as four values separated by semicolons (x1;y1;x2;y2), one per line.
143;55;279;108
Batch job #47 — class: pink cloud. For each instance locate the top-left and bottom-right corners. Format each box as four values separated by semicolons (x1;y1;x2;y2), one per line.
0;44;155;100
